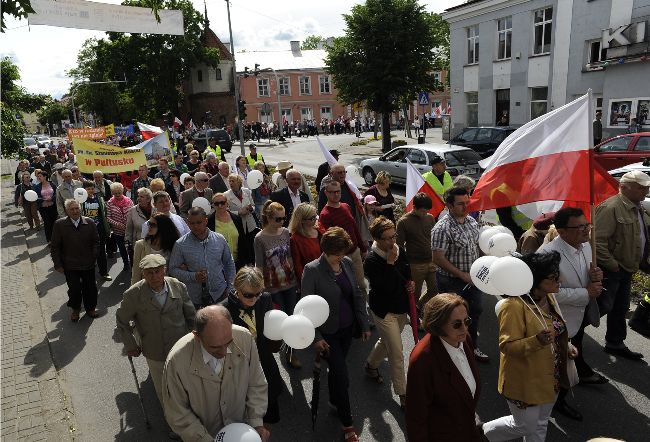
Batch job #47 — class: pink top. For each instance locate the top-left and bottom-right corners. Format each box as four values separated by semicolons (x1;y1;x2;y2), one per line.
40;186;54;207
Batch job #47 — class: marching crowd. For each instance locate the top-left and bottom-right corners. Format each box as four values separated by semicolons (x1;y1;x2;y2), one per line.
12;137;650;442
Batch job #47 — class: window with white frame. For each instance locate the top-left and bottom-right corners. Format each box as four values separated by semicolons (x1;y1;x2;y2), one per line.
533;7;553;55
588;40;607;64
321;106;332;120
281;109;292;122
257;78;269;97
260;109;272;123
467;25;479;64
301;107;313;120
530;87;548;119
319;75;331;94
279;77;290;96
466;92;478;127
497;17;512;60
216;68;222;80
300;76;312;95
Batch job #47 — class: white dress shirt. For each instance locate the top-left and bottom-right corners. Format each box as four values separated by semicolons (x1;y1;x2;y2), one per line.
201;344;231;377
288;188;302;209
440;337;476;397
71;218;81;228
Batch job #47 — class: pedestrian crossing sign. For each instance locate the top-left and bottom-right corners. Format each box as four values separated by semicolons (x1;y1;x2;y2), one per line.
418;92;429;105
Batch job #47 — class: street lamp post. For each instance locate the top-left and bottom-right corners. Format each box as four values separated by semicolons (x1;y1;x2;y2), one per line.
70;79;127;128
262;67;285;142
225;0;246;156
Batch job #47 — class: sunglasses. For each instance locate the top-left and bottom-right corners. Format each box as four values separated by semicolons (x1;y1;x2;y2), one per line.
450;317;472;329
274;217;286;222
303;216;317;222
213;201;227;206
564;223;592;231
241;291;262;299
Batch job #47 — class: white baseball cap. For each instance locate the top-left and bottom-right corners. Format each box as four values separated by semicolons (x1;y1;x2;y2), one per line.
620;170;650;187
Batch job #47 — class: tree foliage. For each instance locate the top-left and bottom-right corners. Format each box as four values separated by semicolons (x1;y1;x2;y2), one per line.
37;99;69;128
325;0;447;151
301;35;326;50
67;0;219;124
1;56;48;156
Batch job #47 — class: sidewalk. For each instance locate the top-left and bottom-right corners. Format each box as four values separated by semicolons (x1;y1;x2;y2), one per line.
1;159;76;441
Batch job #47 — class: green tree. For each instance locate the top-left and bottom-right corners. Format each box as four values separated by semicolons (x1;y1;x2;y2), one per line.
37;99;69;134
301;35;325;50
1;56;47;156
67;0;219;123
325;0;446;151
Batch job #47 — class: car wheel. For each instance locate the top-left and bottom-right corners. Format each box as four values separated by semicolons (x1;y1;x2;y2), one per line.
362;167;376;186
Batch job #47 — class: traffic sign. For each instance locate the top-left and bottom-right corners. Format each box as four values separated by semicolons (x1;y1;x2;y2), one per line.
418;92;429;105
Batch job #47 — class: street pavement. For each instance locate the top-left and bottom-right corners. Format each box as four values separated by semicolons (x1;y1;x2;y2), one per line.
3;139;650;441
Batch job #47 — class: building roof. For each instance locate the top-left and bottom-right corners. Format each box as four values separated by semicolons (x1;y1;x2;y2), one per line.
235;48;327;73
205;28;232;61
445;0;487;12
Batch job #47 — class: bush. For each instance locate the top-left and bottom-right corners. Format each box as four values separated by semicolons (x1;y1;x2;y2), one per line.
632;272;649;301
392;139;407;148
351;140;369;146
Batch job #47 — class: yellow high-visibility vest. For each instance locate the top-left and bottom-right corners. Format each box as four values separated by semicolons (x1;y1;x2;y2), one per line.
422;170;454;197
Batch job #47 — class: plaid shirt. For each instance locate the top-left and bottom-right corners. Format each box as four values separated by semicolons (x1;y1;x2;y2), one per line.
430;213;480;277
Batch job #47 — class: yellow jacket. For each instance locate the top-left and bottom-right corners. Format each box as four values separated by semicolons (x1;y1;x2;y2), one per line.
421;170;453;197
497;295;569;405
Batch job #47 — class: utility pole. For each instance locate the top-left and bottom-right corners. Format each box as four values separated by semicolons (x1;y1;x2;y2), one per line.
225;0;246;156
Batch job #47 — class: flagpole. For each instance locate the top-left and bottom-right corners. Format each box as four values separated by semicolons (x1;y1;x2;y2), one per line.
587;89;597;267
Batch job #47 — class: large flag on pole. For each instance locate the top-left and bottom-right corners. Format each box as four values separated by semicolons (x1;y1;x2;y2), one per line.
405;159;445;218
173;116;183;129
137;122;164;140
316;136;362;199
468;92;618;215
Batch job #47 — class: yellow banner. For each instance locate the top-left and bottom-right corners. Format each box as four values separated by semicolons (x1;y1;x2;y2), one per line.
105;123;115;137
73;138;146;174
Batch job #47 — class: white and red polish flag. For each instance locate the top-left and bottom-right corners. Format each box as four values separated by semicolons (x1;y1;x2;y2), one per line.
316;136;362;199
137;122;164;140
187;119;196;131
405;158;445;218
446;104;452;115
468;92;618;217
173;116;183;129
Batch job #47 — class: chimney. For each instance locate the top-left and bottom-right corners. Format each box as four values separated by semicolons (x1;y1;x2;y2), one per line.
290;40;302;56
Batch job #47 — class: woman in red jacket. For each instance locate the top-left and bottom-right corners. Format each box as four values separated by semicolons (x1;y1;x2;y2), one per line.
288;203;321;292
405;293;482;441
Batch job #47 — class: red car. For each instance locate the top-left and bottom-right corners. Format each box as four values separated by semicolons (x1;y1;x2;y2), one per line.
593;132;650;170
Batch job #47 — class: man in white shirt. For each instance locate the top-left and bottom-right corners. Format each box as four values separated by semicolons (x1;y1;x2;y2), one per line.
270;169;310;227
209;162;232;194
141;191;189;237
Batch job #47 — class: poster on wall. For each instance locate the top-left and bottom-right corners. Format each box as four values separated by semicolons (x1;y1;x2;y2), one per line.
636;100;650;126
608;100;632;126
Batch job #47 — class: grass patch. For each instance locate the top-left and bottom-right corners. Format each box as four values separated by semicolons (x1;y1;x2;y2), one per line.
350;140;369;146
632;272;649;301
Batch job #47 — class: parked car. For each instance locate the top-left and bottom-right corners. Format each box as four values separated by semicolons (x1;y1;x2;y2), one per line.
593;132;650;170
608;160;650;211
36;135;52;148
23;137;37;149
448;126;516;158
359;143;483;186
191;129;233;153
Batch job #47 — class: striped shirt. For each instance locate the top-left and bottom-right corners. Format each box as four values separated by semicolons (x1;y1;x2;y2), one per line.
430;214;480;277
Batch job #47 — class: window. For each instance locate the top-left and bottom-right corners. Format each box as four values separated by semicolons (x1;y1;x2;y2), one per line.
497;17;512;60
588;40;607;64
215;68;222;80
467;25;479;64
533;7;553;55
476;128;493;142
386;148;407;163
466;92;478;127
319;76;331;94
444;150;482;166
455;128;478;142
279;77;290;96
321;106;332;120
257;78;269;97
406;149;427;165
281;109;292;121
300;107;313;120
260;109;272;123
598;137;631;152
300;76;312;95
197;70;203;82
530;87;548;119
635;137;650;151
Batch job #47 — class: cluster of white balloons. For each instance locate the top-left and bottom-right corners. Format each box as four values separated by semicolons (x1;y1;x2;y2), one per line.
263;295;329;349
470;226;534;297
214;422;261;442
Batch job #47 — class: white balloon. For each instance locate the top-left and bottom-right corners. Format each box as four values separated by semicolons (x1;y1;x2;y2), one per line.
30;171;37;184
24;190;38;202
271;172;281;186
346;165;359;178
495;299;507;317
486;233;517;257
469;256;501;296
263;310;288;340
73;187;88;203
192;196;212;215
293;295;329;327
491;225;514;237
479;227;501;254
246;169;264;190
490;256;534;297
281;314;315;350
214;422;261;442
180;173;190;186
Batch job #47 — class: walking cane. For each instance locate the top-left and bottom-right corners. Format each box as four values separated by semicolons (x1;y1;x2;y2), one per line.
128;356;152;429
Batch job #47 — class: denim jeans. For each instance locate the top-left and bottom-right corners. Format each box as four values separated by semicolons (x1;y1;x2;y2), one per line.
271;286;298;316
436;273;484;345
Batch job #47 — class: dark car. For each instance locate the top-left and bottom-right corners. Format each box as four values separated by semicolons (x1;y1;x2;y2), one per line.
192;129;233;153
593;132;650;170
449;126;516;158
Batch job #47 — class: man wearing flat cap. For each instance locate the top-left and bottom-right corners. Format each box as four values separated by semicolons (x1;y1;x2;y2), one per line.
115;254;196;404
595;170;650;360
518;212;555;254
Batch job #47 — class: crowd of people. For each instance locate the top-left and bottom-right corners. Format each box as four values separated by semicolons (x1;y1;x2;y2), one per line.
13;138;650;442
236;116;379;142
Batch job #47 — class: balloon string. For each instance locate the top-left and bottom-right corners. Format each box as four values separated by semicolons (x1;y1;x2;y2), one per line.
522;295;555;357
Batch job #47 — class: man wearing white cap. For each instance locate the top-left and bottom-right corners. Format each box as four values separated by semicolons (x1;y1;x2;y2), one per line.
595;170;650;360
116;254;195;403
275;161;314;204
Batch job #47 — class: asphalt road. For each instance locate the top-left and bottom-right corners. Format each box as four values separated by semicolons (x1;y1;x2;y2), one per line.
22;133;650;441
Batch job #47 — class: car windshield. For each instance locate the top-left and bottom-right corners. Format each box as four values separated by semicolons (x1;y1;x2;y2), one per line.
38;136;49;141
207;130;228;139
24;138;36;146
443;150;482;166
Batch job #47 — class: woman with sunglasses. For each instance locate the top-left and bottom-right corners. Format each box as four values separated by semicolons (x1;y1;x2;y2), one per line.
254;201;299;368
363;216;411;409
130;213;180;286
301;227;371;442
288;203;322;292
482;251;574;442
406;293;482;441
186;150;201;173
219;266;283;431
208;193;254;269
166;170;185;214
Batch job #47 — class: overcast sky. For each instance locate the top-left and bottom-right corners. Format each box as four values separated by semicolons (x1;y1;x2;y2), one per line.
0;0;464;98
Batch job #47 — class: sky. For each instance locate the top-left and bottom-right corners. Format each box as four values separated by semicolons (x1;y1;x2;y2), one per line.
0;0;464;99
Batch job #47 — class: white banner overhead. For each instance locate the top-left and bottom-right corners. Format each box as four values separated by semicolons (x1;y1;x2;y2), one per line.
28;0;184;35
